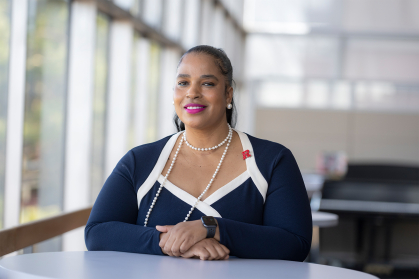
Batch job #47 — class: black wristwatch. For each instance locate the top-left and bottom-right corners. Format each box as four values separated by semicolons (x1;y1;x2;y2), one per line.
201;216;217;238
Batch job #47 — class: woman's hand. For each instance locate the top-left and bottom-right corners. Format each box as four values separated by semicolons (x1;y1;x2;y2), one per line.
156;220;208;257
181;238;229;260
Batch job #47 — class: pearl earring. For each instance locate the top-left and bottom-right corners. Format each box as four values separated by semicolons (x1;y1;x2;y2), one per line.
227;103;232;109
172;101;174;105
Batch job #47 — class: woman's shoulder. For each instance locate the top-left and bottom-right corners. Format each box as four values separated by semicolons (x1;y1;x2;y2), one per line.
118;132;180;187
237;130;289;159
129;132;180;157
237;130;296;176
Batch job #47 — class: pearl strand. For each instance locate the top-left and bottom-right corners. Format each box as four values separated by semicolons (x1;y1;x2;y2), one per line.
144;136;184;227
184;129;232;222
184;124;231;151
144;125;233;227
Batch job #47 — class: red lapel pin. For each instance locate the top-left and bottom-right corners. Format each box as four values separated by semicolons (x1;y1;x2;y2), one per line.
242;150;251;160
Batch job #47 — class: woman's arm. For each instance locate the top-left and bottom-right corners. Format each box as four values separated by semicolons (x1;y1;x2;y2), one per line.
216;148;312;261
84;150;164;255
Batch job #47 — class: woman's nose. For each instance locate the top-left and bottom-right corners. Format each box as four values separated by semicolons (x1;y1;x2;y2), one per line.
186;84;201;99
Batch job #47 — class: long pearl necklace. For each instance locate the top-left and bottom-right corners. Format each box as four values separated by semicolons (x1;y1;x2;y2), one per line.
144;124;232;227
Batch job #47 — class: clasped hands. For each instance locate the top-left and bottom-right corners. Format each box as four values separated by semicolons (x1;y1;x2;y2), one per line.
156;220;229;261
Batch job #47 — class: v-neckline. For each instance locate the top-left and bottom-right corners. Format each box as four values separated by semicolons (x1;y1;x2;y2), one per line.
158;170;250;205
136;128;269;211
159;128;248;203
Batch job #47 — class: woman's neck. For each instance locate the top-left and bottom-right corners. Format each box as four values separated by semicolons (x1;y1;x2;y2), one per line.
183;122;230;150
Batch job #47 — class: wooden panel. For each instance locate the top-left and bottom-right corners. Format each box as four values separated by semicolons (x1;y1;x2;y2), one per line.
0;207;92;257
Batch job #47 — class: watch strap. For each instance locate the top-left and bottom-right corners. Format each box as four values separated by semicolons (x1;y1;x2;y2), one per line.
206;227;216;238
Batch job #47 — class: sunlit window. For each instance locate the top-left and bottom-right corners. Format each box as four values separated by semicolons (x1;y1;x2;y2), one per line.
306;80;329;108
21;0;69;252
127;32;140;150
331;81;352;109
142;0;163;30
146;42;160;143
90;12;109;202
258;81;304;108
162;0;182;42
0;0;11;229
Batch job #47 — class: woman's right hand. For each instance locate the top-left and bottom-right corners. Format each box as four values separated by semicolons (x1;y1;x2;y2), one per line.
180;238;230;260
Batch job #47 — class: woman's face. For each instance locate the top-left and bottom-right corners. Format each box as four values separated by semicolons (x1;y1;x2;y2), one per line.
174;53;233;130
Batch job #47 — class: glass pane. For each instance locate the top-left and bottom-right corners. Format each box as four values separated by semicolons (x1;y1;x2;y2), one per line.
130;0;141;15
344;39;419;82
142;0;163;29
212;4;225;48
90;12;109;202
127;32;140;150
0;0;11;229
355;81;419;112
258;81;304;108
21;0;69;252
306;80;329;108
162;0;182;42
342;0;419;34
331;81;352;109
244;0;340;34
246;35;339;79
146;42;160;142
182;0;200;49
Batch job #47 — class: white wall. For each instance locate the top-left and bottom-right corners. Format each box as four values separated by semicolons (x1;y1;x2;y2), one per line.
255;108;419;172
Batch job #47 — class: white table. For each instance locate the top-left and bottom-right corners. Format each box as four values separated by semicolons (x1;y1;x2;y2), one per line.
310;211;339;263
312;211;338;227
0;251;377;279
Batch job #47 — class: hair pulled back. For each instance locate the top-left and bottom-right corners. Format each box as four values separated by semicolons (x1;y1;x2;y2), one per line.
173;45;236;132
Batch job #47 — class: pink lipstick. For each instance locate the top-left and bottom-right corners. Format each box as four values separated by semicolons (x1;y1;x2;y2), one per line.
184;103;207;114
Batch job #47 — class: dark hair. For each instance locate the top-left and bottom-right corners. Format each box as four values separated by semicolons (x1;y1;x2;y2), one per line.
173;45;237;132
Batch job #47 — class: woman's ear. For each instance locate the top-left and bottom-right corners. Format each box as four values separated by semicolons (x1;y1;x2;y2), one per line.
226;86;233;104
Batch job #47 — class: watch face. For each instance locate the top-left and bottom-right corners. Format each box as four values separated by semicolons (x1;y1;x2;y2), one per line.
202;216;217;226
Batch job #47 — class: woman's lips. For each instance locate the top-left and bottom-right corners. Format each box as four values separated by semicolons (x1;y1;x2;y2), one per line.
184;105;207;114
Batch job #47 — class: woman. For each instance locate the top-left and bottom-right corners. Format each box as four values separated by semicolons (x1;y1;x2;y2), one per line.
85;45;312;261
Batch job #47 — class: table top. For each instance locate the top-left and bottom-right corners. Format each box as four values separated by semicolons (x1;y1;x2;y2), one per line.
0;251;377;279
311;211;338;227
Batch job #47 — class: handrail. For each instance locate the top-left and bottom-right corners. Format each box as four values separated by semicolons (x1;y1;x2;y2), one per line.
0;207;92;257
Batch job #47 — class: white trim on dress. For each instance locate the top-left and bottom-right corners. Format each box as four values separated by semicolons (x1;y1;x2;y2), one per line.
201;170;250;205
158;175;222;217
136;131;182;209
234;129;269;202
136;129;268;211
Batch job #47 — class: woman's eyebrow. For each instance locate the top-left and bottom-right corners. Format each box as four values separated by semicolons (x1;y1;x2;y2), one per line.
177;74;219;81
177;74;190;78
200;75;218;81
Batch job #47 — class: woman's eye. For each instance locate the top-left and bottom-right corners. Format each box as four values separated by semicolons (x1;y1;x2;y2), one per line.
203;82;214;86
178;81;188;86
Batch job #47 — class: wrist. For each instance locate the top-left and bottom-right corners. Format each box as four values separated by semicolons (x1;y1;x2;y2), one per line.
201;216;218;239
195;220;207;239
214;218;220;241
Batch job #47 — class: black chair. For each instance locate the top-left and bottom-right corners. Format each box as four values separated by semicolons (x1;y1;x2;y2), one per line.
318;163;419;275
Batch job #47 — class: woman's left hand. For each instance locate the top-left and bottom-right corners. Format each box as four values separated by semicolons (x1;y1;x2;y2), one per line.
157;220;209;257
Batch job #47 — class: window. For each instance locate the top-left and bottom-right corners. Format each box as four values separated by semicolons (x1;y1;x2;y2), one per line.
127;32;140;150
146;42;161;142
90;12;109;202
21;0;69;252
0;0;11;229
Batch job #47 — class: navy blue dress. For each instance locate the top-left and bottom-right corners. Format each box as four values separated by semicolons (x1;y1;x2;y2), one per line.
85;129;312;261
